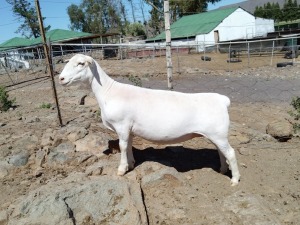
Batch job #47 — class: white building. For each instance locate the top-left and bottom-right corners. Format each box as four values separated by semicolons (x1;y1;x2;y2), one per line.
149;7;274;52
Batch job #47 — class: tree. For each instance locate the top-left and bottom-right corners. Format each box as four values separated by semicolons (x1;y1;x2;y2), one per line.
6;0;50;38
272;2;283;22
282;0;298;21
124;22;146;36
254;6;264;18
67;0;123;34
147;0;164;36
67;4;86;32
169;0;217;19
254;1;300;22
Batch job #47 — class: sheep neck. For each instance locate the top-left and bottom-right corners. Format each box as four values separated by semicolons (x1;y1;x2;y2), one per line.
91;61;115;103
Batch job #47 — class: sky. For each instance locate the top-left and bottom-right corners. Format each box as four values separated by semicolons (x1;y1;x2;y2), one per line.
0;0;245;44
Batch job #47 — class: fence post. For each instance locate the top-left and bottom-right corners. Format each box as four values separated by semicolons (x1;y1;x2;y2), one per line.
60;45;64;56
176;46;181;74
247;42;250;67
164;0;173;90
270;41;275;66
35;0;63;126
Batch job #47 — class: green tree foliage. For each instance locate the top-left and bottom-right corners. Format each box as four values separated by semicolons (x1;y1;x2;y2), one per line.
124;22;146;37
169;0;220;19
147;0;164;35
283;0;298;21
254;0;299;22
6;0;50;38
67;0;124;34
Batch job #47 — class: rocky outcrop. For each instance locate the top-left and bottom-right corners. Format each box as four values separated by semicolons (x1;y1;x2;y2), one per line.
266;120;293;142
7;173;147;225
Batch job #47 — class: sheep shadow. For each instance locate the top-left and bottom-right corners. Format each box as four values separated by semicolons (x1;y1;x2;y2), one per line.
132;146;223;174
104;140;229;175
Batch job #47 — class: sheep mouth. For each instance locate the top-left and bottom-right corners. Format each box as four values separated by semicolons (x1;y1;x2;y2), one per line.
60;80;71;86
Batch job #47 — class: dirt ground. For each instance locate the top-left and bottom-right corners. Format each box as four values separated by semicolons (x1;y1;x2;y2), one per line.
0;53;300;224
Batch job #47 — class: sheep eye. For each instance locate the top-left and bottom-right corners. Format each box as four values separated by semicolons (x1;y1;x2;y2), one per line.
78;62;85;66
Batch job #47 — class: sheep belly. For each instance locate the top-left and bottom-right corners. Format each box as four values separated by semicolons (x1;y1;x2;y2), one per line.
130;107;227;144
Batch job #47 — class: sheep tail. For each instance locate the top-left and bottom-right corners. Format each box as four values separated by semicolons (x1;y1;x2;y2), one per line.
222;95;231;108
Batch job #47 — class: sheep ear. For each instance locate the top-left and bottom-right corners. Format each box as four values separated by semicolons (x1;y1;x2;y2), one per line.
85;55;94;65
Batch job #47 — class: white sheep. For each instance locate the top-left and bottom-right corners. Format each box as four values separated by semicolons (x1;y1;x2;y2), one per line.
59;54;240;186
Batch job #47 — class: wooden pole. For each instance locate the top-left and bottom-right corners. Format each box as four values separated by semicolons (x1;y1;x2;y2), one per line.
164;0;173;90
35;0;63;126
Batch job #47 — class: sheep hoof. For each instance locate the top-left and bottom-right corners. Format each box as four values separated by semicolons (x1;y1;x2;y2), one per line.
117;164;129;176
230;178;239;186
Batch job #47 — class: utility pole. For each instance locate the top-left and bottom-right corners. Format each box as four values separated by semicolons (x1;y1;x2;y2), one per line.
164;0;173;90
35;0;63;126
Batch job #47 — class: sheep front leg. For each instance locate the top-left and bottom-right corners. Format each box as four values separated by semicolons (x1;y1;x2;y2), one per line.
117;133;134;176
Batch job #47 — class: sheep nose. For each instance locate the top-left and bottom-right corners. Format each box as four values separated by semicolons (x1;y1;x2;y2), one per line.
60;77;65;81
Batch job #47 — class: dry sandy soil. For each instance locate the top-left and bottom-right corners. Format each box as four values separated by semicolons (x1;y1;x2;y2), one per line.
0;53;299;224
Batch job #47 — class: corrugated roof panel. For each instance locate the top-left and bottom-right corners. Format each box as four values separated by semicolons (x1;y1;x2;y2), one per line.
0;29;94;51
30;29;93;45
149;7;238;41
0;37;33;51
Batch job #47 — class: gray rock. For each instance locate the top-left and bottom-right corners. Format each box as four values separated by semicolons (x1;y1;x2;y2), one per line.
75;133;109;156
0;161;13;178
53;142;75;154
67;127;88;143
40;129;61;147
24;116;41;123
8;152;29;167
266;120;293;141
7;173;147;225
0;210;8;225
222;191;281;225
47;151;70;165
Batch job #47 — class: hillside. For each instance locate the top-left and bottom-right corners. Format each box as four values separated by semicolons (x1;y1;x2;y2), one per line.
218;0;300;13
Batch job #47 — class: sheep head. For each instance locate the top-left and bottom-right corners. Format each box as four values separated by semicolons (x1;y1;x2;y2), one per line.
59;54;94;86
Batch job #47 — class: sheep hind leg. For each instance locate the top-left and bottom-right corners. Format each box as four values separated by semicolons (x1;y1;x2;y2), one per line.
210;137;240;186
127;134;135;170
217;149;229;175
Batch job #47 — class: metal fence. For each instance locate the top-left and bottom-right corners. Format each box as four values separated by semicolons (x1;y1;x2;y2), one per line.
0;36;299;104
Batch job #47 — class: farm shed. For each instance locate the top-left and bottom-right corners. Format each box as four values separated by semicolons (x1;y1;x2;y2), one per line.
0;29;99;69
0;37;34;69
148;7;274;52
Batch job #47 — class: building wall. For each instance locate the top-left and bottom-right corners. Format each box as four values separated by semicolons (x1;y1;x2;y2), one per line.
195;8;274;51
255;18;274;37
216;8;256;41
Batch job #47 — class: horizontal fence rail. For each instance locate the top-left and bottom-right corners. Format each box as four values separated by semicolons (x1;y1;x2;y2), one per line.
0;36;299;104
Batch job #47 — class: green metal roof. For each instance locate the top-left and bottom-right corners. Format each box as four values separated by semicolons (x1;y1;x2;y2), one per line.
0;37;33;51
149;7;239;41
30;29;94;45
0;29;94;51
275;18;300;26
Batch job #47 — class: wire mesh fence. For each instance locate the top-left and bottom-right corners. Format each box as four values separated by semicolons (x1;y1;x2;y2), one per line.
0;37;299;105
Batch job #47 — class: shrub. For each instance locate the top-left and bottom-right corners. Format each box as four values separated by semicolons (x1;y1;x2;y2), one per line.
128;75;142;87
0;86;15;111
39;102;52;109
289;96;300;131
